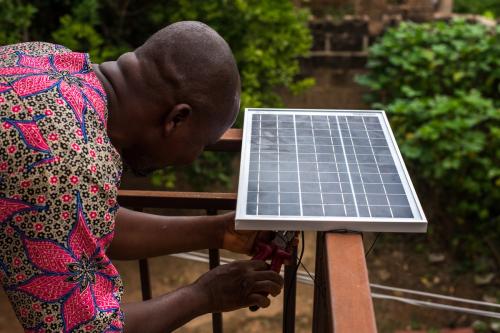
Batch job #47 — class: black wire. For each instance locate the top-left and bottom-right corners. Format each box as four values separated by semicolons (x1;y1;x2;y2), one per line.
285;231;305;310
300;261;315;283
296;232;380;304
365;233;381;258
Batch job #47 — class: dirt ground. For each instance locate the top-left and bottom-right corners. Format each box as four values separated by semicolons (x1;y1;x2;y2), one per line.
0;230;498;332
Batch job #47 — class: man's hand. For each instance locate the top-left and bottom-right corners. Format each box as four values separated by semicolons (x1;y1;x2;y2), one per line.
219;211;274;255
193;260;283;312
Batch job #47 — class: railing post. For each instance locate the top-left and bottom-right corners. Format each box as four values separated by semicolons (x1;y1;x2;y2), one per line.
312;231;332;332
283;245;298;333
326;233;377;332
139;258;152;300
207;209;223;333
134;207;152;301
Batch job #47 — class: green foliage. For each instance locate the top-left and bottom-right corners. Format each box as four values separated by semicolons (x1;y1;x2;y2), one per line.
358;19;500;259
0;0;37;44
454;0;500;19
0;1;313;191
388;92;500;225
357;20;500;105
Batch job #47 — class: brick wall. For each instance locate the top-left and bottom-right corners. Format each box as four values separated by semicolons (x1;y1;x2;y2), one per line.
281;1;495;110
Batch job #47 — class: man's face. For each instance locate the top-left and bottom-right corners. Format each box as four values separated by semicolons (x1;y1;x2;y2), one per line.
121;110;234;177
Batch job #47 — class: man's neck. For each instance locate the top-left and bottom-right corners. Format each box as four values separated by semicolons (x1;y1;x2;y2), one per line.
92;62;124;153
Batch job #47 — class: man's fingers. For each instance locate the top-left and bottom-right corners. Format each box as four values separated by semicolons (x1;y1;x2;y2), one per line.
245;259;269;270
251;281;283;297
248;294;271;308
252;270;284;286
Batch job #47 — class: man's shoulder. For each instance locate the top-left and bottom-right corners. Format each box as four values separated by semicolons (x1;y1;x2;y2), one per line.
0;41;71;57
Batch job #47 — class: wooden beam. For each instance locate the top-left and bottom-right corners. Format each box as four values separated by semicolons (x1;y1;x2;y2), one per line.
118;190;237;210
206;128;242;152
326;233;377;333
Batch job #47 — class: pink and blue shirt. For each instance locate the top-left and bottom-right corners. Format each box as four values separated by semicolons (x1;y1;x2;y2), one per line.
0;42;124;332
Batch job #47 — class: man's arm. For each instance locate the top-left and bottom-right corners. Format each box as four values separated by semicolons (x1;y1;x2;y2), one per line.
123;260;283;333
107;207;226;260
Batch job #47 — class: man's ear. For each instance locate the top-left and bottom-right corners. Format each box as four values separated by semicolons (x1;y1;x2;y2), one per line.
164;103;192;136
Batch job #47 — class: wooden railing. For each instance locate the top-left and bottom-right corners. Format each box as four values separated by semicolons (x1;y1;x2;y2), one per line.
117;128;377;333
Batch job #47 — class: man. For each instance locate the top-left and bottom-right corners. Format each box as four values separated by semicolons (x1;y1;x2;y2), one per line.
0;21;283;333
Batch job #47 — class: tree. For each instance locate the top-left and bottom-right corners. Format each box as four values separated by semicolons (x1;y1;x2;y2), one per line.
0;0;314;190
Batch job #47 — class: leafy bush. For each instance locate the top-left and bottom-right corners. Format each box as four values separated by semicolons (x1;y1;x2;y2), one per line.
358;19;500;258
454;0;500;19
388;92;500;227
357;20;500;105
0;0;37;44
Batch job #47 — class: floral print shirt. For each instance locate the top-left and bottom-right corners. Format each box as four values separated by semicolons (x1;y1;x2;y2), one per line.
0;42;124;332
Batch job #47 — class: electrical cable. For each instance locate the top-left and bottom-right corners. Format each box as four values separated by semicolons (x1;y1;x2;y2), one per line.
371;292;500;319
370;283;500;309
365;233;381;257
170;250;500;319
285;231;305;311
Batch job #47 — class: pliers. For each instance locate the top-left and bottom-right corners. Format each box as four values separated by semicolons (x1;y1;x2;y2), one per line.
252;231;297;272
250;230;297;311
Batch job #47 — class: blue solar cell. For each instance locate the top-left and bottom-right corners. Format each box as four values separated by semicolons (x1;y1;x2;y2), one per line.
260;181;278;191
318;163;337;172
280;204;301;216
280;193;300;203
278;136;295;144
322;193;343;204
302;193;322;204
301;182;320;193
369;206;392;217
279;145;296;153
324;204;345;216
279;182;299;192
258;204;279;215
385;183;405;194
280;172;298;181
321;182;341;193
382;173;402;183
387;194;410;206
391;206;413;218
303;205;323;216
248;192;257;203
259;192;278;203
247;203;257;215
279;163;297;171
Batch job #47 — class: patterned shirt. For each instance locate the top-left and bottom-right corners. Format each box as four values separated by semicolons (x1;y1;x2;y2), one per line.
0;42;124;332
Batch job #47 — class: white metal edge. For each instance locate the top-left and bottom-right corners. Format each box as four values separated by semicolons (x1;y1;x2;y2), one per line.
376;112;422;221
237;218;427;233
237;214;426;223
246;108;385;116
235;109;253;222
381;111;427;224
246;108;384;113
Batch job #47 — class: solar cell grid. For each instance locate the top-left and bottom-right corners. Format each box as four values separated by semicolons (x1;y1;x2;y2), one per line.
247;112;414;219
239;109;426;232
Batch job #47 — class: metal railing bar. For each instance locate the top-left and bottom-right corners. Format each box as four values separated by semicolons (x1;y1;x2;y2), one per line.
207;209;223;333
139;258;152;300
283;246;298;333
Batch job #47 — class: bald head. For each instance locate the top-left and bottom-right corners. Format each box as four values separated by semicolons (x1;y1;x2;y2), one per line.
98;21;241;175
135;21;240;128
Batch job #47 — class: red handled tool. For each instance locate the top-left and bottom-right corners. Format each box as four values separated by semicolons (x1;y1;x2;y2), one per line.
249;231;297;311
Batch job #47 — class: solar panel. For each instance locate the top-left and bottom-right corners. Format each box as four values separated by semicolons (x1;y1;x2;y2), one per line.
235;109;427;232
